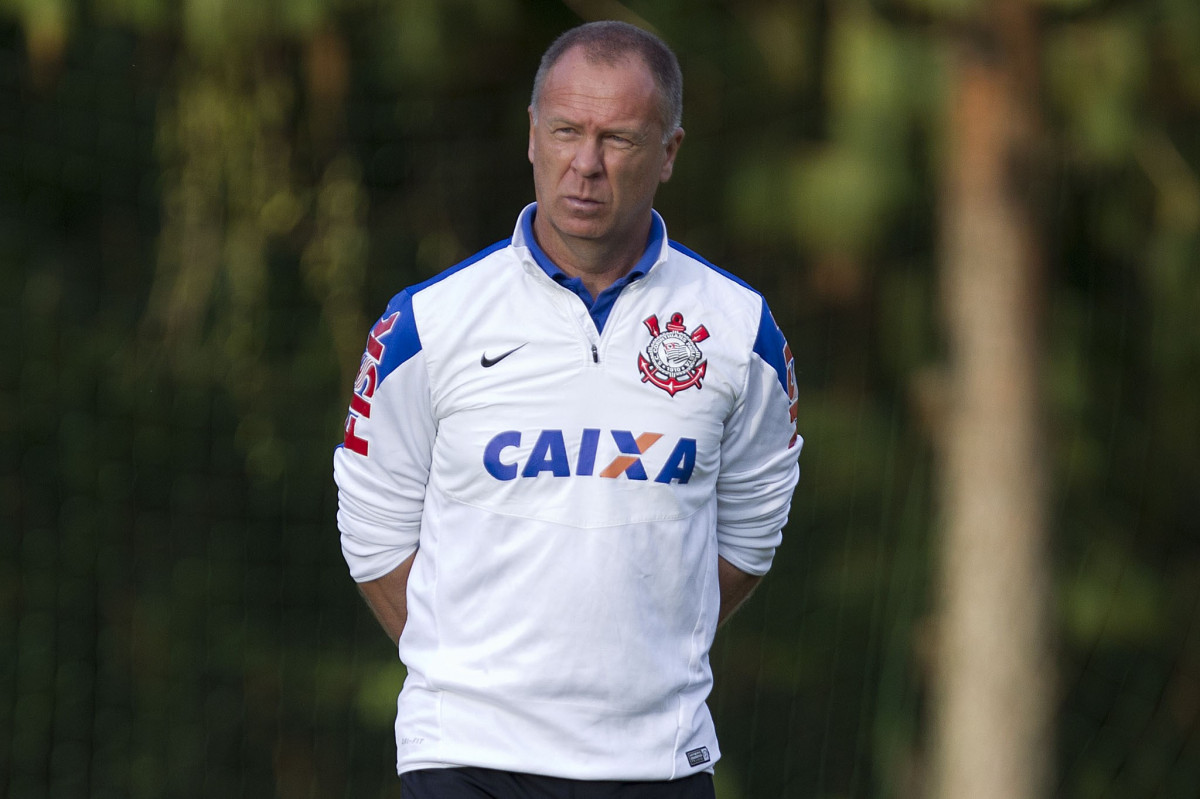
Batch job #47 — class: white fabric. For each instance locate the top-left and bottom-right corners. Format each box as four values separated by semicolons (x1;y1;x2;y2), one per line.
334;205;802;780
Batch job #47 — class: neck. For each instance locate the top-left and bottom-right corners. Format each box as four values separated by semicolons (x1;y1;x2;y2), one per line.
533;215;652;298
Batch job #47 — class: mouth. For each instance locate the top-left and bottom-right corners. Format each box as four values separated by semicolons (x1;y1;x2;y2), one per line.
564;196;604;212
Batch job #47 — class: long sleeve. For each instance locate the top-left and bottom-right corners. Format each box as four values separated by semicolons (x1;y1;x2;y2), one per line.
334;290;436;582
715;298;802;575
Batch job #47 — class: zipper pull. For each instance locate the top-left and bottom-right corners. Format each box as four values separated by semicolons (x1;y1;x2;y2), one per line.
591;344;599;363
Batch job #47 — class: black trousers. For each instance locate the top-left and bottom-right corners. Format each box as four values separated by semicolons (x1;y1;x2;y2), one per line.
400;767;716;799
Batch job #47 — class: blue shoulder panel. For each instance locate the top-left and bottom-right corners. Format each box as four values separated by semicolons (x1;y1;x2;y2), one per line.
372;238;513;386
752;299;790;396
372;290;421;386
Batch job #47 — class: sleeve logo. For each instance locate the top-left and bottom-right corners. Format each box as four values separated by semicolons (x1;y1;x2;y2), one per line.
784;341;799;449
343;311;400;456
638;312;709;397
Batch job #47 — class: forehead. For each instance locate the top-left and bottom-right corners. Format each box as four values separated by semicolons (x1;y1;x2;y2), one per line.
539;46;661;126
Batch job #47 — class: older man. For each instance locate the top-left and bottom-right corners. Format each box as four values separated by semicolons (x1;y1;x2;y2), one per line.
335;20;802;798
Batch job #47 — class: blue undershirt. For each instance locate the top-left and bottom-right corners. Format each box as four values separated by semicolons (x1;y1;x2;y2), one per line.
522;206;664;335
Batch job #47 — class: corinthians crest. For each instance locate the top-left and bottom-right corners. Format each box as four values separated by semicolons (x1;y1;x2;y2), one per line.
638;312;709;396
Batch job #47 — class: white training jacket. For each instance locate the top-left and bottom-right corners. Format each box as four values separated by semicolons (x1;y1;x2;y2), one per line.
335;204;802;781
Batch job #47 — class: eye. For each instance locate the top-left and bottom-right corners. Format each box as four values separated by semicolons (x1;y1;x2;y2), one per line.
606;134;634;148
552;126;579;140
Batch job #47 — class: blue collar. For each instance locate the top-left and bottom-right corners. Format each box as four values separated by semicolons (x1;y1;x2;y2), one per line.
520;205;664;333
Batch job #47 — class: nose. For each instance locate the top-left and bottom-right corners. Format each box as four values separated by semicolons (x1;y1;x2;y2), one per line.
571;136;604;177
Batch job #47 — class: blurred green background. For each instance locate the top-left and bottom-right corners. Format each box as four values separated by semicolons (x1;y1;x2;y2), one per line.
2;0;1198;797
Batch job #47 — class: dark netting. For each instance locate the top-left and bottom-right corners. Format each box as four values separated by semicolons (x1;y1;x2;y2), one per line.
3;4;1199;798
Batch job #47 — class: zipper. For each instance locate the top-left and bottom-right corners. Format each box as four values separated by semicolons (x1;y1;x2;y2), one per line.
591;344;599;363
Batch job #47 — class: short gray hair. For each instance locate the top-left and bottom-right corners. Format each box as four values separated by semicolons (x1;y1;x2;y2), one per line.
531;21;683;139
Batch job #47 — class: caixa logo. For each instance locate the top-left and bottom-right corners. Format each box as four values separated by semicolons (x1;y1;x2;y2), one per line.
484;429;697;484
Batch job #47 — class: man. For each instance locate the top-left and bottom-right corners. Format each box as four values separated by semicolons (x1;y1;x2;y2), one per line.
335;20;802;798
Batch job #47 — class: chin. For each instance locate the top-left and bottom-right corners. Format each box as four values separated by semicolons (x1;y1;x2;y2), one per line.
554;216;607;240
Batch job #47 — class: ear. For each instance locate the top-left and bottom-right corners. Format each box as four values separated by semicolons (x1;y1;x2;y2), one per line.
527;106;536;164
659;127;685;183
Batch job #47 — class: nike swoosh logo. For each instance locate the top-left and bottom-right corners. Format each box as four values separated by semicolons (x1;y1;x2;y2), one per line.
480;343;527;368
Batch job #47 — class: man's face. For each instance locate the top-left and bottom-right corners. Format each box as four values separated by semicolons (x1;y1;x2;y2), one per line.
528;46;683;257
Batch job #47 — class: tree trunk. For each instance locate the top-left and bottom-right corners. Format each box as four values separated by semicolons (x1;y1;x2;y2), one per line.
932;3;1054;799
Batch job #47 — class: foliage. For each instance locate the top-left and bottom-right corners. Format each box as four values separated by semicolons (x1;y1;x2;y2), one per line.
1;0;1197;797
